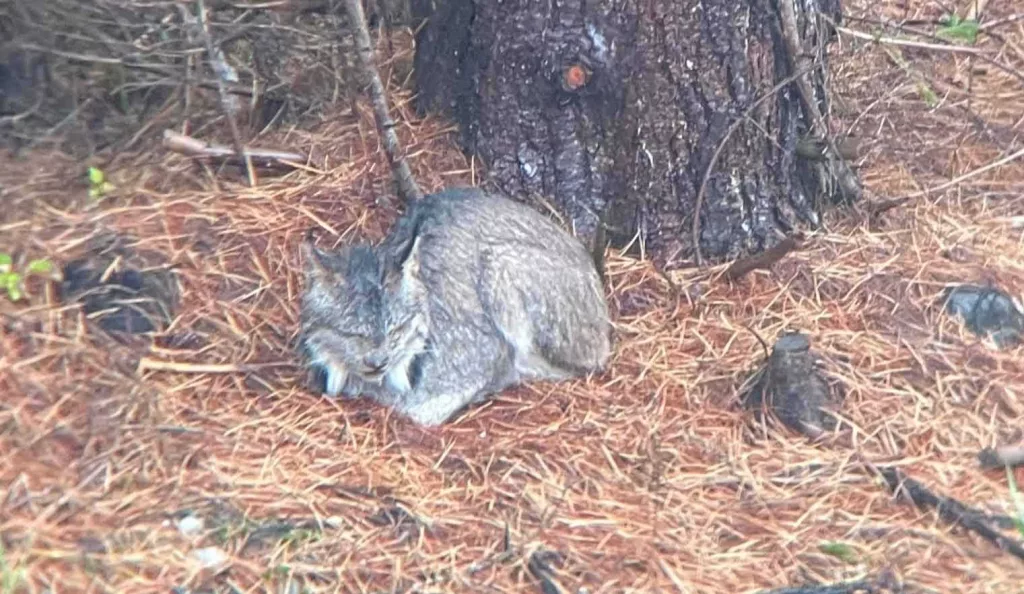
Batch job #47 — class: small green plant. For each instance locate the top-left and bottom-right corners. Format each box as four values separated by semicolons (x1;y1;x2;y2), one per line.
280;527;321;548
818;541;860;564
1007;466;1024;538
0;541;27;594
87;166;115;199
937;14;979;45
262;565;291;581
0;254;56;302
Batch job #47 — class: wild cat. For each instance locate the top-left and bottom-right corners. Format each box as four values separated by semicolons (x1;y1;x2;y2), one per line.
296;187;612;426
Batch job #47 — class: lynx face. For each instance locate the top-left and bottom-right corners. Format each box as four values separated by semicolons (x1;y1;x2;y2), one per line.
299;235;428;398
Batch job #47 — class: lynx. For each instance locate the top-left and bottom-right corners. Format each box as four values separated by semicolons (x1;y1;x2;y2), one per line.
297;187;612;426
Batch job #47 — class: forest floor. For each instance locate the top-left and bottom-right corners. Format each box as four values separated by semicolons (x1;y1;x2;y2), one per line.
2;1;1024;593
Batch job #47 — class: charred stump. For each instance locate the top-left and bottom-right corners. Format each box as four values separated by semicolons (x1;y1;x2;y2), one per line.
410;0;859;268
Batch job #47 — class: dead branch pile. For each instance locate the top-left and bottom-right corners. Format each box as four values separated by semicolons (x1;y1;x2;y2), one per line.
0;0;410;157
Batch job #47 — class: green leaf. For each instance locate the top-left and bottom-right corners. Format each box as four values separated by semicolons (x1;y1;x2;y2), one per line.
27;259;53;275
937;14;979;44
1008;466;1024;538
88;166;105;186
6;281;22;302
819;541;859;564
916;82;939;108
0;254;10;274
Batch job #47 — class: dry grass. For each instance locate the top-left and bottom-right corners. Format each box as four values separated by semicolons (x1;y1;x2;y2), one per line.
3;1;1024;593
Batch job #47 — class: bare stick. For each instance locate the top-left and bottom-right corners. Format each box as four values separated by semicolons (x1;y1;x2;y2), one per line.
722;235;804;282
196;0;256;187
341;0;423;203
137;357;294;375
833;24;991;55
877;466;1024;561
978;445;1024;469
163;129;309;170
898;145;1024;201
778;3;827;139
825;16;1024;87
778;1;859;198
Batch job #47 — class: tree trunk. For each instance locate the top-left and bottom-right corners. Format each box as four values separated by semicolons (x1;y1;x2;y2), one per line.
410;0;859;268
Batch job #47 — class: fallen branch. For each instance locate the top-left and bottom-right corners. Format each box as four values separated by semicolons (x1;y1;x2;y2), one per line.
722;234;804;282
341;0;423;203
163;129;307;171
195;0;255;186
978;445;1024;469
877;466;1024;561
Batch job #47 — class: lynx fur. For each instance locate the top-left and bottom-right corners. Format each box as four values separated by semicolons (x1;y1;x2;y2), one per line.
297;187;612;426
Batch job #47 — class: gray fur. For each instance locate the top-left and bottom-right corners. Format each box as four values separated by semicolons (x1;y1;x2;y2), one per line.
297;187;612;426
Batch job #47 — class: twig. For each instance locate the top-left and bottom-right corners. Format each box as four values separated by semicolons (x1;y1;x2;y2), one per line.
778;3;827;139
196;0;256;187
827;17;1024;87
722;234;804;282
14;43;255;97
864;197;910;219
137;357;294;374
877;466;1024;561
979;13;1024;32
163;129;310;171
978;445;1024;469
778;0;860;200
693;65;817;266
341;0;423;203
896;145;1024;201
754;577;883;594
832;24;991;55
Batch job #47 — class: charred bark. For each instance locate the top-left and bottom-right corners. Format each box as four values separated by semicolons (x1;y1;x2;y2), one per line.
410;0;858;268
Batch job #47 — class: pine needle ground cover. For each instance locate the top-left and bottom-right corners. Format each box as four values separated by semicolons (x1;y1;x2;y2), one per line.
2;1;1023;592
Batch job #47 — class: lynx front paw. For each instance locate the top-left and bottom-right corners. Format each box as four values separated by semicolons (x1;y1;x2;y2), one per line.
307;361;354;399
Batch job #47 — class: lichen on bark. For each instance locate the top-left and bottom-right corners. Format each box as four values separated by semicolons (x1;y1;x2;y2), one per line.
411;0;856;268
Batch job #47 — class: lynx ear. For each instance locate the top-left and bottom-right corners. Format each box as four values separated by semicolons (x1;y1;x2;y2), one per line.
386;233;423;291
300;233;337;285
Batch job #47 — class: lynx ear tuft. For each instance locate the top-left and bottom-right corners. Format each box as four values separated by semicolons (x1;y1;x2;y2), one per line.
385;233;423;293
401;235;422;278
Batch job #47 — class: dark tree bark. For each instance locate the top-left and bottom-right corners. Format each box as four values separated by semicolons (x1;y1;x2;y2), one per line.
410;0;859;268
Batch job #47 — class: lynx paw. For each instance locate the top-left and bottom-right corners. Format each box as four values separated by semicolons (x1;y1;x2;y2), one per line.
307;360;351;398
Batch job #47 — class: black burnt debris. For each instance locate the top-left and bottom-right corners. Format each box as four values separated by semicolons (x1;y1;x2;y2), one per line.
742;331;844;439
58;234;179;336
877;466;1024;561
940;284;1024;348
